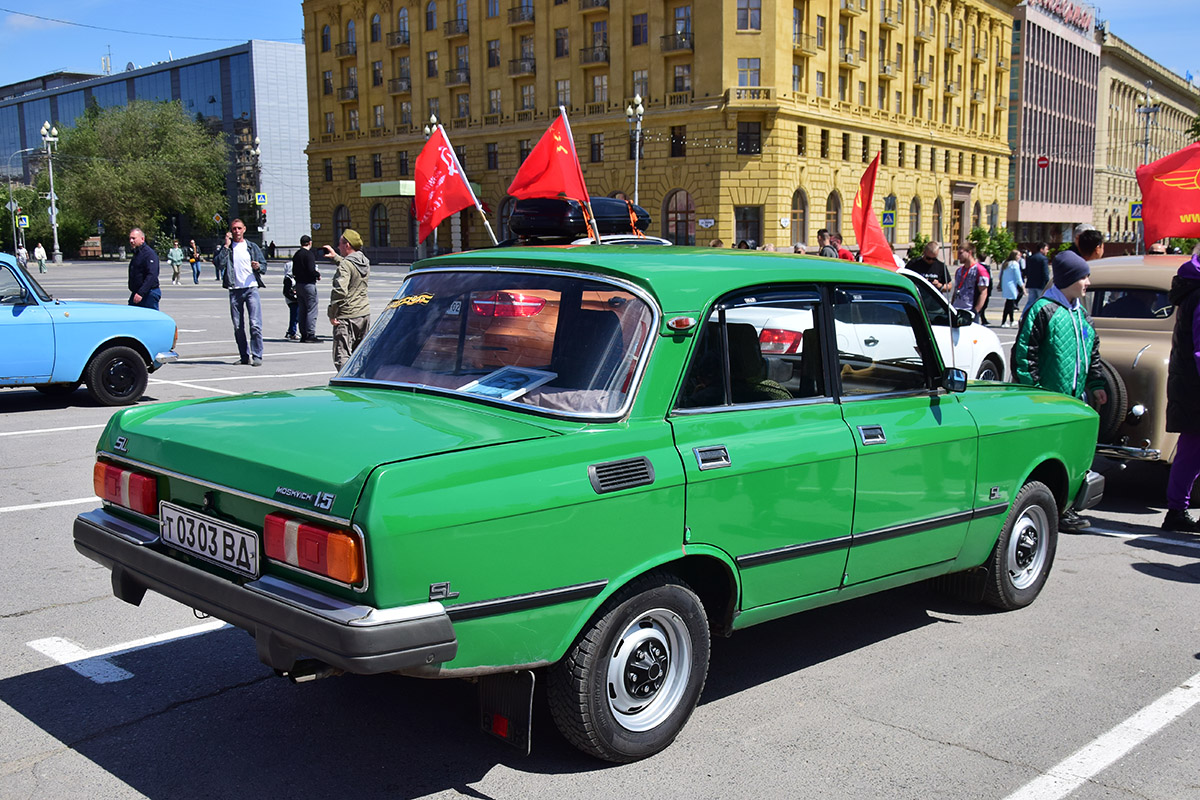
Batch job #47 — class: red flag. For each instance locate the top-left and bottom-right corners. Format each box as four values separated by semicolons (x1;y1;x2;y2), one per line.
506;112;590;204
852;153;897;270
1137;143;1200;246
415;126;477;242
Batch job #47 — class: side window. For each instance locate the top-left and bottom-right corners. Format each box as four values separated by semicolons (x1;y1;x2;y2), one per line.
906;274;949;327
833;287;933;396
0;266;23;303
677;288;827;409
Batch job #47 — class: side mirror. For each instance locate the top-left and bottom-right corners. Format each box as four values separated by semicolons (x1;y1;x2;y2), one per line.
941;367;968;393
951;307;974;328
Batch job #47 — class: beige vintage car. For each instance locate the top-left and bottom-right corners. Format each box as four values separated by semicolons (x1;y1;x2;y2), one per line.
1084;254;1183;463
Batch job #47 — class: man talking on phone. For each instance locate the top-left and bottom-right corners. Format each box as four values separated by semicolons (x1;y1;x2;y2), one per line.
222;218;267;366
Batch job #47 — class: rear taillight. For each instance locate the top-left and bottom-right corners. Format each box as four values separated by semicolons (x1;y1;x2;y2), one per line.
472;291;546;317
94;460;158;515
759;328;803;355
264;512;363;584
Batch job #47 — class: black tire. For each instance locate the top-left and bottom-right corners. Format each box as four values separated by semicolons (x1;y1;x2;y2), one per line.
547;573;710;763
976;356;1003;382
34;381;81;396
1093;357;1128;443
983;481;1058;610
85;346;148;406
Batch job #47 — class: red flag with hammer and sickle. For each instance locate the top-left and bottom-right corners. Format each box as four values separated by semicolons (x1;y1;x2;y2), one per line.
1136;143;1200;246
506;112;591;205
415;125;477;242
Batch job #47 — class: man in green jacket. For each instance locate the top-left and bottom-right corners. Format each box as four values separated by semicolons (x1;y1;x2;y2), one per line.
323;228;371;370
1013;239;1107;531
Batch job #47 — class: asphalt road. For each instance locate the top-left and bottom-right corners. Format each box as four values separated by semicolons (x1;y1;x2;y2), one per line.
1;262;1197;800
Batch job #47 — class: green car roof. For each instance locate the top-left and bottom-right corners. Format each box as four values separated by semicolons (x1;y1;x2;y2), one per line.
413;246;911;311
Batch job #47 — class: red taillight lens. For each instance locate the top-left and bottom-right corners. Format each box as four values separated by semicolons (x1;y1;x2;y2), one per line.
759;328;803;355
93;461;158;515
472;291;546;317
264;512;363;584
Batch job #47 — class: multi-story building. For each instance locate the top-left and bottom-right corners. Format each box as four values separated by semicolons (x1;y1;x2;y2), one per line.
0;41;310;250
304;0;1015;259
1092;26;1199;254
1006;0;1099;247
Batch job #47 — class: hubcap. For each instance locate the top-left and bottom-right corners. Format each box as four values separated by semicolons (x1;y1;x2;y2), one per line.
1007;504;1049;590
104;358;136;397
606;608;691;732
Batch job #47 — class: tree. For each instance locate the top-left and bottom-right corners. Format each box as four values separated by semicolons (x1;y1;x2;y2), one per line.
968;225;1017;265
53;100;228;252
1187;114;1200;143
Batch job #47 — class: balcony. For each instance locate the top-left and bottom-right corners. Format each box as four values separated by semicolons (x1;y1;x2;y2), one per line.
580;45;609;65
915;70;930;88
971;89;985;104
838;0;862;16
662;31;694;52
387;30;410;47
997;56;1009;70
727;86;773;102
580;0;609;11
878;60;897;79
880;8;900;29
387;76;411;94
995;93;1007;109
945;36;962;53
585;102;606;115
838;48;861;68
445;68;470;86
336;85;358;102
509;57;536;76
508;5;534;25
483;112;501;125
793;33;817;55
944;81;959;96
972;47;987;63
667;90;692;106
915;26;934;42
516;109;535;122
444;19;469;37
335;41;357;59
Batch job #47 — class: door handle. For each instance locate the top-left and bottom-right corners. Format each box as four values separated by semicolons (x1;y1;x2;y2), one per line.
857;425;887;446
863;336;879;346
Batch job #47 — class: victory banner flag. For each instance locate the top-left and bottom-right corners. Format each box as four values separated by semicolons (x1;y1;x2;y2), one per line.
415;126;479;243
852;153;898;270
1136;142;1200;246
507;110;591;205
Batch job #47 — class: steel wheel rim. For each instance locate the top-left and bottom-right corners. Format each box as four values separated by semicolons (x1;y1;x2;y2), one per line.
606;608;691;732
1007;504;1049;590
978;363;999;381
104;357;137;398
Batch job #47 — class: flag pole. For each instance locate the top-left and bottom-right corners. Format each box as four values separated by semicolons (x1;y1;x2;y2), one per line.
558;107;602;244
438;125;499;246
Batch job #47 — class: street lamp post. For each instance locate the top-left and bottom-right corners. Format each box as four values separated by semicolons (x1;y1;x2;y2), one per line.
249;136;264;239
7;146;37;256
624;94;644;206
39;122;62;264
418;114;439;260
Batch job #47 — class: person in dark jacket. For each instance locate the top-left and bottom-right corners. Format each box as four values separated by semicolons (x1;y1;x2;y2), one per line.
1163;246;1200;533
126;228;161;309
904;241;949;291
1023;242;1050;314
291;235;321;342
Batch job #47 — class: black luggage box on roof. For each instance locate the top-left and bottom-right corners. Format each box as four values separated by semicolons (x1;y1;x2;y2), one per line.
507;196;650;240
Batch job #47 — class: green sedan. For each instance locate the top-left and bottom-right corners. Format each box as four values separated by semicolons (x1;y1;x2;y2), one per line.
74;246;1103;762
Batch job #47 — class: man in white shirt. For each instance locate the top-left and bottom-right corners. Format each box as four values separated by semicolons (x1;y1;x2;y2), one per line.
219;219;267;366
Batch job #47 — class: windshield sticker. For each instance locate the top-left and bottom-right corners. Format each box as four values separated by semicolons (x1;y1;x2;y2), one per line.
388;293;435;309
459;367;557;401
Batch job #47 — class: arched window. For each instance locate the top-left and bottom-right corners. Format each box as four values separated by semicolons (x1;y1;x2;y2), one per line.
397;8;409;33
321;25;331;52
499;196;517;240
334;205;351;242
371;14;381;42
932;197;943;240
370;204;390;247
663;189;696;245
407;201;419;247
909;197;921;242
790;189;809;248
883;194;897;244
426;1;438;32
825;191;842;234
972;201;981;229
347;20;356;46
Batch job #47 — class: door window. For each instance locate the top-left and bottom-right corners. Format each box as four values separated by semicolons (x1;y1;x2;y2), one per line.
833;287;934;396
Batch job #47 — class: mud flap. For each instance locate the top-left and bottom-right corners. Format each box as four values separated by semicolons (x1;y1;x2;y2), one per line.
479;670;534;755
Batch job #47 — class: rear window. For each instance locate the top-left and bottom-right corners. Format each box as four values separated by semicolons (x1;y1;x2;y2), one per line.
1087;288;1173;320
337;270;655;417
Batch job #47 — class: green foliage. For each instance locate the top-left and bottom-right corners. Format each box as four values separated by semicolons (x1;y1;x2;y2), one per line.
968;226;990;262
907;232;930;261
967;225;1017;264
1188;114;1200;143
1169;237;1198;255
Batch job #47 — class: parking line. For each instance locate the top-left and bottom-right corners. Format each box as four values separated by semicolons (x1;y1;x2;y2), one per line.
0;423;106;438
1002;668;1200;800
28;620;229;683
0;497;96;514
146;378;240;395
1088;527;1200;552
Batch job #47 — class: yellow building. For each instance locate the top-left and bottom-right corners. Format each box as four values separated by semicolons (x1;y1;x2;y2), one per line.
303;0;1015;257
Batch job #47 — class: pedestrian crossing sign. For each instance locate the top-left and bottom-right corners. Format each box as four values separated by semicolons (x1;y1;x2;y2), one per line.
881;211;896;228
1129;202;1142;221
255;193;268;206
16;215;28;228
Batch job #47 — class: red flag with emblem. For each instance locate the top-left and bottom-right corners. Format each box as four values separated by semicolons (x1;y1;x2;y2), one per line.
415;125;478;242
506;111;591;204
852;153;898;270
1136;143;1200;246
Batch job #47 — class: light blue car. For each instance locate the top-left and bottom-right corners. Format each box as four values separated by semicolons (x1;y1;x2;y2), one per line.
0;253;177;405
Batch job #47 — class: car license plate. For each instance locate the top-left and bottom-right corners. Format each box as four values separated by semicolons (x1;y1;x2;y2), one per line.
159;501;259;578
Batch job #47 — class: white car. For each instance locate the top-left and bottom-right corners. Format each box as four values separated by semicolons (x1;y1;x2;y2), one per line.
726;269;1006;381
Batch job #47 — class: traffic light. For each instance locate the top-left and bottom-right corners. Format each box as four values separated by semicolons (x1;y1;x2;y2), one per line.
257;208;267;227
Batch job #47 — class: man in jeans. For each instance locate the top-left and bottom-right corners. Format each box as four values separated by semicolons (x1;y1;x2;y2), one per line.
215;219;267;366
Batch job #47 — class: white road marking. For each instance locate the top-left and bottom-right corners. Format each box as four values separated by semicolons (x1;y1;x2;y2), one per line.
1088;527;1200;551
146;378;240;395
181;370;335;383
1002;668;1200;800
28;620;229;683
175;339;235;346
0;423;106;437
0;497;96;514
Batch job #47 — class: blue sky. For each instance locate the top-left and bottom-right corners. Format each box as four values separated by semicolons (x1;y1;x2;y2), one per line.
0;1;1195;88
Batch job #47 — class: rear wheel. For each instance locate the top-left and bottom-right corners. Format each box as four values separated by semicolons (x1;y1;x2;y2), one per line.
85;346;148;406
976;357;1003;382
1093;357;1128;443
983;481;1058;610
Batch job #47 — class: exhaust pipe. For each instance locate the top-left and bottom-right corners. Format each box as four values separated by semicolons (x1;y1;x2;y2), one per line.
278;659;343;684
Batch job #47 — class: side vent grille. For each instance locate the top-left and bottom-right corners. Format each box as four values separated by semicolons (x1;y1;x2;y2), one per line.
588;457;655;495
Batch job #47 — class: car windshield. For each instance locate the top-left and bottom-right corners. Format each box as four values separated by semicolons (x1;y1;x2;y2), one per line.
5;258;52;302
336;269;656;417
1088;288;1174;320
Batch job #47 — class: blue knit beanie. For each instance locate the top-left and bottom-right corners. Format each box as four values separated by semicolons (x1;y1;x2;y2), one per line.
1052;251;1090;289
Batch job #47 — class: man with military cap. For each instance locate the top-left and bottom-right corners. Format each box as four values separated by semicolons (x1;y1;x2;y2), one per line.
323;229;371;370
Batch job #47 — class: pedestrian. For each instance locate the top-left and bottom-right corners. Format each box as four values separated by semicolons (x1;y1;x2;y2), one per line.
282;262;299;340
1161;244;1200;533
831;232;854;261
903;241;950;291
708;238;723;248
1066;223;1096;257
323;229;371;370
268;240;277;259
816;229;838;258
950;243;989;324
1012;237;1107;532
976;258;993;325
999;249;1025;328
167;239;184;285
218;219;266;366
34;242;47;273
292;235;321;343
186;239;201;284
1024;242;1050;314
126;228;161;310
16;243;27;270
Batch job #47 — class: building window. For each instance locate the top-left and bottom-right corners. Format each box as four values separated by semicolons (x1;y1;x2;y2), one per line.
398;8;409;33
842;132;850;161
737;122;761;155
736;0;761;31
347;20;356;46
426;1;437;31
734;205;762;246
323;158;332;181
324;111;335;133
838;75;846;102
372;152;383;178
487;40;500;67
797;125;807;155
519;139;532;162
858;30;866;60
373;104;385;128
820;129;829;158
909;197;921;242
398;151;410;175
371;14;381;42
791;189;809;248
428;97;439;120
881;140;888;166
674;5;692;34
486;142;498;169
632;13;648;45
427;51;438;78
346;65;358;89
521;84;535;110
665;189;696;245
632;69;649;100
590;133;604;163
323;70;333;95
816;15;825;47
671;126;686;158
862;135;870;163
825;191;842;233
914;144;921;170
487;0;498;17
932;197;943;240
321;25;331;52
898;141;905;168
373;61;383;86
737;58;760;86
592;74;608;103
334;206;351;242
556;79;571;107
793;64;801;92
456;92;469;119
816;70;825;97
555;28;569;58
877;85;885;109
628;131;643;160
520;34;534;58
347;156;357;180
370;204;389;247
455;44;469;69
400;102;412;126
488;89;501;114
673;64;691;92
